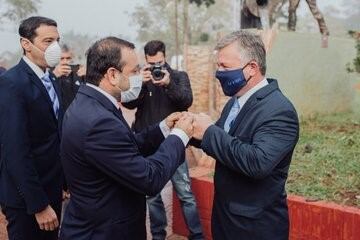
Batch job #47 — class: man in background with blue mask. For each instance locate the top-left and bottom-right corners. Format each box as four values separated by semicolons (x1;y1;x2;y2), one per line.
0;16;64;239
190;30;300;240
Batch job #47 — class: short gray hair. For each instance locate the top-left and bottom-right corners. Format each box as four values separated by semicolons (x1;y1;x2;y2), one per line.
215;30;266;75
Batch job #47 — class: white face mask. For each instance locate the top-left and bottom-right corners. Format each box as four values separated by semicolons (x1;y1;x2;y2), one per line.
121;74;143;103
44;41;62;67
29;40;62;68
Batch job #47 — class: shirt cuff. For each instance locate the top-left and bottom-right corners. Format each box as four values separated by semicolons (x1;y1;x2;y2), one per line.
170;128;190;146
159;120;171;137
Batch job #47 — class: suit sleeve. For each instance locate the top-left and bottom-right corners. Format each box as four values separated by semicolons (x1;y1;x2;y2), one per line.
201;109;299;179
1;79;49;214
165;71;193;111
133;123;165;156
84;117;185;196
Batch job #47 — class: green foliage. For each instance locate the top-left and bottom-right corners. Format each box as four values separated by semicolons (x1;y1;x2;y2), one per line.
346;31;360;73
287;112;360;207
199;32;209;42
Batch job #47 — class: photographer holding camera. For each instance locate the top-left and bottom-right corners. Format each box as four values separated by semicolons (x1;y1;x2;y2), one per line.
123;40;203;240
52;44;85;111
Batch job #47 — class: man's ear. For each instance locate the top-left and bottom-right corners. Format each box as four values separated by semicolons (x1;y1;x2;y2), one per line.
105;68;118;86
248;61;259;76
20;38;32;53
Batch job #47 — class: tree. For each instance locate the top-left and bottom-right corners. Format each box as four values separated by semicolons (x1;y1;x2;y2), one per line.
131;0;231;58
0;0;40;24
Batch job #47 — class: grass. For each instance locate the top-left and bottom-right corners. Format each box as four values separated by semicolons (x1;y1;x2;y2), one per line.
286;111;360;207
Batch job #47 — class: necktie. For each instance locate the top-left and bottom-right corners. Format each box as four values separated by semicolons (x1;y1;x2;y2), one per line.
42;71;60;119
224;99;240;133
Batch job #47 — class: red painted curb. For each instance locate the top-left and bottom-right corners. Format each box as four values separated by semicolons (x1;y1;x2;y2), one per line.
173;168;360;240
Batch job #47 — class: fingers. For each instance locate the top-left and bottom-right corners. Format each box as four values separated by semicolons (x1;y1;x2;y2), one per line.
142;70;152;82
42;216;58;231
35;205;59;232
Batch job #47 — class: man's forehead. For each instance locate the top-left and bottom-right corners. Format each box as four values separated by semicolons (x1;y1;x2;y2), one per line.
35;25;59;38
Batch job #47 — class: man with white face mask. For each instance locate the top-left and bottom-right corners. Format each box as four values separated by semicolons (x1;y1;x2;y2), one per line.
60;37;194;239
0;16;64;240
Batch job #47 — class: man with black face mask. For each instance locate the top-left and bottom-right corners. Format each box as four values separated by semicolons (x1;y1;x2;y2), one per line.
123;40;204;240
190;30;300;240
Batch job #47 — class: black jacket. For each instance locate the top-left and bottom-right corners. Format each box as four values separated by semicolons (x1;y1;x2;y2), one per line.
0;59;64;214
195;79;299;240
51;70;83;111
123;65;193;132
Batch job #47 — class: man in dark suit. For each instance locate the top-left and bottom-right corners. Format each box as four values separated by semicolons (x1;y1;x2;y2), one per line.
0;16;64;239
191;30;299;240
60;37;194;240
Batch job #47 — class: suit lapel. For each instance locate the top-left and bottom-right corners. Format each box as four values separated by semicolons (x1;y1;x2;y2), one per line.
78;85;134;135
228;96;259;135
228;79;279;136
20;60;58;121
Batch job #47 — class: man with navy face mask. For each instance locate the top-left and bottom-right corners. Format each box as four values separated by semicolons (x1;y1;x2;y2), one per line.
191;30;300;240
0;16;64;239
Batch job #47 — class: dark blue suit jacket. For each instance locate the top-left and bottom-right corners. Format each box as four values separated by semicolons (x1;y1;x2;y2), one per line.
0;59;64;214
60;85;185;240
200;79;299;240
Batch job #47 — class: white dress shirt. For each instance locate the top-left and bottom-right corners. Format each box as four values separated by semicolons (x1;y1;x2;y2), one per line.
23;56;53;87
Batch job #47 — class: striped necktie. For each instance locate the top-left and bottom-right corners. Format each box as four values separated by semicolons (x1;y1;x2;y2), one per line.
224;99;240;133
41;71;60;119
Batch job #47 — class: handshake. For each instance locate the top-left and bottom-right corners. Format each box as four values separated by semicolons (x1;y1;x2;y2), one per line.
165;111;214;140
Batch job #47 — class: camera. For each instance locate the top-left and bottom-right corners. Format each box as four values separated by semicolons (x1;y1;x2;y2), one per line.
149;63;165;81
69;64;80;73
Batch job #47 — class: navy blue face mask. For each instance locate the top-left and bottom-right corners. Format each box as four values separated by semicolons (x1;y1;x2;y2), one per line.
216;63;251;97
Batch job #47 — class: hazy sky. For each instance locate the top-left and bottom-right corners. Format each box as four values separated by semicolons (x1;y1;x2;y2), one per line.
0;0;344;54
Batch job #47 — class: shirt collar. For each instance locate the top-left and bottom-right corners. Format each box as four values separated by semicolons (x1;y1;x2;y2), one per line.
22;56;47;80
86;83;119;109
238;78;269;108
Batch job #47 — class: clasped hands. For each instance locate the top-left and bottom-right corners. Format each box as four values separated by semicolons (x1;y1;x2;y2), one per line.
165;111;214;140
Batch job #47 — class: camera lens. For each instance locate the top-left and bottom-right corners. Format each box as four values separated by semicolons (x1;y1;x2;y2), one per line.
151;64;165;81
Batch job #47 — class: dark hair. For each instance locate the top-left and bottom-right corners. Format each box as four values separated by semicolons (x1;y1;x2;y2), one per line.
144;40;166;57
19;16;57;42
85;37;135;86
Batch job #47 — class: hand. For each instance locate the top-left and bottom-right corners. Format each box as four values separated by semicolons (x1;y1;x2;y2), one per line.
192;113;214;140
62;190;70;200
53;64;71;78
174;114;194;137
152;69;170;86
35;205;59;231
165;112;182;129
141;64;153;83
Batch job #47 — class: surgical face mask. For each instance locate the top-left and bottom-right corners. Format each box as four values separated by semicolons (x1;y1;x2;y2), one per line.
29;40;62;68
121;74;143;103
215;62;251;97
44;41;62;67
